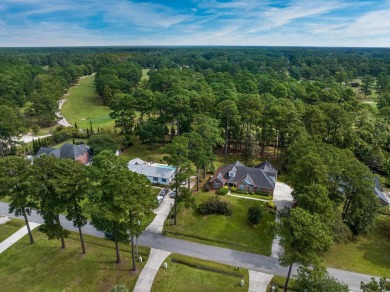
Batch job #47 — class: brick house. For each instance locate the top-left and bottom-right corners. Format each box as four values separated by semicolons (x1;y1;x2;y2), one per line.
210;160;277;195
36;143;90;165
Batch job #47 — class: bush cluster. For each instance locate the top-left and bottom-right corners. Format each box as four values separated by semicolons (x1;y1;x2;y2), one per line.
215;188;229;195
267;201;276;210
198;196;233;216
247;206;263;225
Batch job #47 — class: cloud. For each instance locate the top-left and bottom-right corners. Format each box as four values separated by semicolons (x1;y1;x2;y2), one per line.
0;0;389;47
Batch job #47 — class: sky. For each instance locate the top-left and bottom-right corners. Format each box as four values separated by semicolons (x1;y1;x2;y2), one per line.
1;0;390;47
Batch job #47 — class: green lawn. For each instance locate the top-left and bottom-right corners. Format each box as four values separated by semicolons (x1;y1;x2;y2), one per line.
61;75;114;130
53;138;89;148
0;218;25;242
165;192;275;255
152;253;249;292
0;229;150;292
324;215;390;277
121;143;168;163
267;275;295;292
229;192;273;201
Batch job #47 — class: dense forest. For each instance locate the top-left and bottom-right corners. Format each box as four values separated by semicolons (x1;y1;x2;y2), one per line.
1;46;390;232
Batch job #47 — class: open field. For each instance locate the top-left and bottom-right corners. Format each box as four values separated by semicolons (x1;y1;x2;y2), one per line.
151;253;249;292
324;215;390;277
61;75;114;130
0;218;25;242
141;69;150;81
165;191;275;255
347;78;379;102
0;229;150;292
121;143;168;163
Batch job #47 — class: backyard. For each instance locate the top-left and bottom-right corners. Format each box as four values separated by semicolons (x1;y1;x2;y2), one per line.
121;143;168;163
164;191;275;255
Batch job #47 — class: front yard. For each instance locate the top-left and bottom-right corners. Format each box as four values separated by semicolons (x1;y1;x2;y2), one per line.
164;191;275;255
324;215;390;277
151;253;249;292
0;230;150;291
0;218;25;242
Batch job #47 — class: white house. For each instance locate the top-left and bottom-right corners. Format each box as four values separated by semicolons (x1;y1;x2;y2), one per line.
128;158;176;185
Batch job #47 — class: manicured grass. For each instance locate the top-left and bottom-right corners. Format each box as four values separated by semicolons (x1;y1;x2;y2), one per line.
267;275;295;292
0;196;11;203
0;218;25;242
165;192;275;255
152;253;249;292
61;75;115;130
141;69;150;81
229;192;273;201
324;215;390;277
53;138;89;148
0;229;150;292
121;143;168;163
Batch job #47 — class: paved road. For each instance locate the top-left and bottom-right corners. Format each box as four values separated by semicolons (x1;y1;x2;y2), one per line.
0;202;377;291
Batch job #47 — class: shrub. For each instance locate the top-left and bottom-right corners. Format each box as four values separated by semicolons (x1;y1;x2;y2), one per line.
31;124;40;135
198;196;233;216
110;285;128;292
267;201;276;210
216;188;229;195
256;191;270;196
231;186;237;192
247;206;263;225
203;183;210;192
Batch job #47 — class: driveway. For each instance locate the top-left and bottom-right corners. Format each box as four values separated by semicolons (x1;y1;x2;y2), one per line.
146;196;174;234
271;182;294;259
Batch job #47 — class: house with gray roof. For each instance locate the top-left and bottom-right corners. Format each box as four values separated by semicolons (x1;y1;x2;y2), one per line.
128;158;176;185
36;143;90;164
210;160;277;195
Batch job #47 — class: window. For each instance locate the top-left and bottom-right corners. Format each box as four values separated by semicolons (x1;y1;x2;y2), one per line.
214;182;220;188
153;177;158;182
162;178;167;183
239;184;245;191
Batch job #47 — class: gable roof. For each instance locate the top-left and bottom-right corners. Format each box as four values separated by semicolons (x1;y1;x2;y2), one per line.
57;143;88;159
36;144;89;159
36;147;56;156
255;160;278;175
212;161;276;190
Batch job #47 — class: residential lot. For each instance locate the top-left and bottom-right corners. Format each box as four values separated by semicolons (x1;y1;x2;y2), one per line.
165;191;275;255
